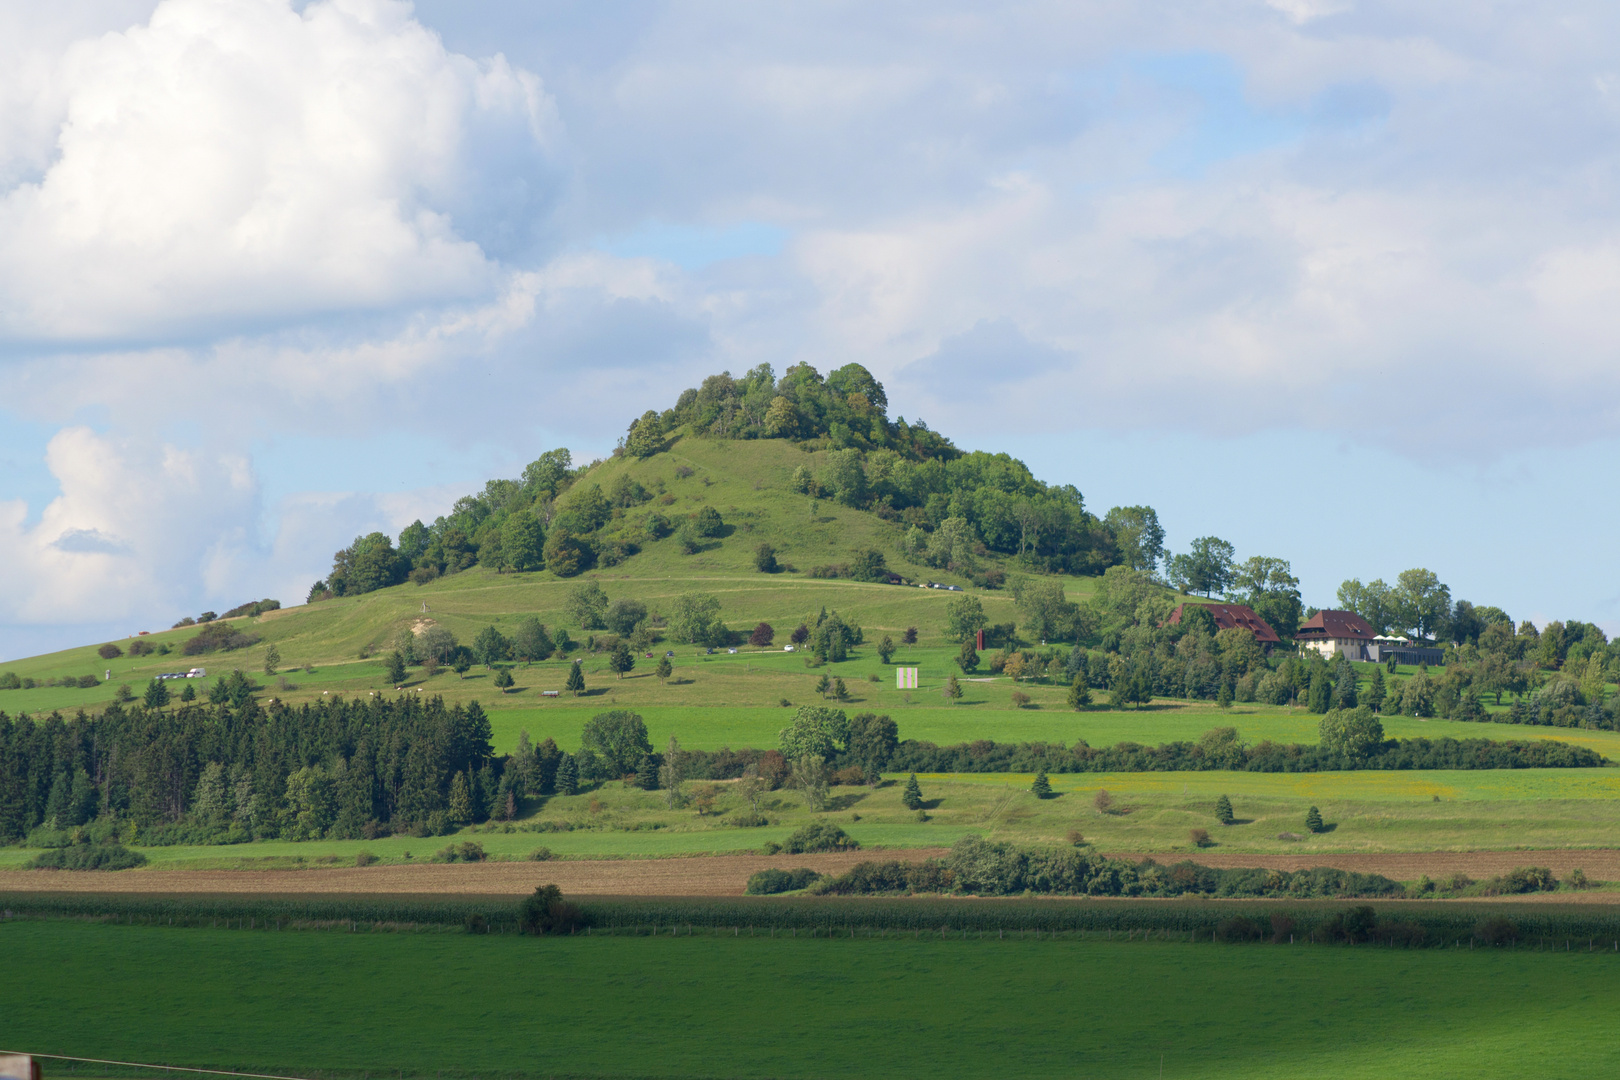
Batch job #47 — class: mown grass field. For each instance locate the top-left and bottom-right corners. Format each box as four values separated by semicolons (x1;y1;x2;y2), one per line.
5;766;1617;871
5;920;1619;1080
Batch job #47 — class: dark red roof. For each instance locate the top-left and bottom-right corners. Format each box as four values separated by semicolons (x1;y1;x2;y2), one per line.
1165;603;1281;645
1295;609;1375;641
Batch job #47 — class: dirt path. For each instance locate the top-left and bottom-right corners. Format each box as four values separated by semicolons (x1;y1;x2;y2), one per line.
0;849;951;897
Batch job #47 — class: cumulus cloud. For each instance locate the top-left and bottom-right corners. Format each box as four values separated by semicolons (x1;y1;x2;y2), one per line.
0;427;256;626
0;0;556;343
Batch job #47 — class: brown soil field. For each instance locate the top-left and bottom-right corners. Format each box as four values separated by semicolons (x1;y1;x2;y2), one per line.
2;848;1615;899
0;849;950;897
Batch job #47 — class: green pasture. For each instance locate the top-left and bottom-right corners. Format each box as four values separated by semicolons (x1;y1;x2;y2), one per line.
5;765;1618;871
5;920;1620;1079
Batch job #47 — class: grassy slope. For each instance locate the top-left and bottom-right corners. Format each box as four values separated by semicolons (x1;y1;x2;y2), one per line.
5;765;1617;870
6;921;1620;1080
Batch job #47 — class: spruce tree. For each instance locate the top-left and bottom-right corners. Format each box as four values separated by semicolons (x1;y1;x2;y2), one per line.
1367;666;1386;712
180;681;196;702
635;753;660;791
565;661;586;696
1305;805;1324;833
143;678;170;709
655;655;673;685
1217;681;1233;710
448;771;473;824
1030;768;1052;799
555;754;579;796
814;674;831;698
385;650;406;685
493;667;515;690
945;675;962;703
902;773;924;810
1067;675;1091;710
1215;793;1234;825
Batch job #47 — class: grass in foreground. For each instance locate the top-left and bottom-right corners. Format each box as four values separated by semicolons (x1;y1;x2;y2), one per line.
4;920;1619;1080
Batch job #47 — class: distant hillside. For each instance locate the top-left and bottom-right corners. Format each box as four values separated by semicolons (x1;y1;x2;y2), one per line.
310;362;1161;605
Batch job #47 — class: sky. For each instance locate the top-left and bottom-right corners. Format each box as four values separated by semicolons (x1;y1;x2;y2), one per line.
3;0;1620;661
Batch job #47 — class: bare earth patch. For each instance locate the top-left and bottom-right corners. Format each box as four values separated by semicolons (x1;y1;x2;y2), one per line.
0;849;950;897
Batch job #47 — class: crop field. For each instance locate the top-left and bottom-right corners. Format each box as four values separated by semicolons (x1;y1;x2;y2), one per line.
5;920;1620;1079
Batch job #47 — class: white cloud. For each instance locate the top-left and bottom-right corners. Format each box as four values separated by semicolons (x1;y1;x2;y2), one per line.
0;0;555;342
0;427;257;626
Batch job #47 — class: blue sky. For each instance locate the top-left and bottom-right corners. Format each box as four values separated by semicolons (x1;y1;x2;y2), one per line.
2;0;1619;660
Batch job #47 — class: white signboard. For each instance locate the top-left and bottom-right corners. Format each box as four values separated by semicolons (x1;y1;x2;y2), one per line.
897;667;919;690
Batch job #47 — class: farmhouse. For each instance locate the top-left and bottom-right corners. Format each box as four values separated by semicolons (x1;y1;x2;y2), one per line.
1164;603;1281;648
1295;609;1377;660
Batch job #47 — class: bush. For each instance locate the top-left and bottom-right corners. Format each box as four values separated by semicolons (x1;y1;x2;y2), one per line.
355;851;378;867
518;884;583;935
781;821;859;854
464;912;489;935
1189;828;1212;848
1214;916;1262;942
1479;866;1557;895
745;867;825;895
1474;915;1519;946
28;843;148;871
433;841;487;863
98;642;123;659
527;847;555;861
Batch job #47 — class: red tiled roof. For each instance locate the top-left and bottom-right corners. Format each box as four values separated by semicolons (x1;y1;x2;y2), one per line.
1295;609;1376;641
1165;603;1281;645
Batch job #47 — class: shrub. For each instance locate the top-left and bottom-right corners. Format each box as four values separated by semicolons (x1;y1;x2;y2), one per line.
98;643;123;659
464;913;489;934
28;843;147;871
1093;789;1114;814
1321;905;1379;943
433;841;487;863
527;847;555;861
754;544;779;573
781;821;859;854
1066;829;1086;846
77;674;99;688
1214;916;1262;943
1480;866;1557;895
1569;868;1590;890
1010;690;1031;709
1474;915;1519;946
517;884;582;935
745;867;825;895
1189;828;1212;848
127;638;154;657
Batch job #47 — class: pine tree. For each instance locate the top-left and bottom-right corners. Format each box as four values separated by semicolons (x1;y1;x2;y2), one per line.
565;661;586;696
1367;666;1386;712
555;754;579;796
143;678;170;709
833;677;849;701
1215;793;1235;825
448;771;473;824
609;640;635;679
815;674;831;698
1305;805;1324;833
385;650;406;685
1217;681;1233;710
493;667;515;690
902;773;924;810
180;681;196;702
1030;768;1052;799
655;655;673;684
635;753;660;791
1067;675;1091;710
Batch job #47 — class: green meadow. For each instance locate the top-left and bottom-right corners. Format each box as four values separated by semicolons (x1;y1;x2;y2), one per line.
5;920;1619;1080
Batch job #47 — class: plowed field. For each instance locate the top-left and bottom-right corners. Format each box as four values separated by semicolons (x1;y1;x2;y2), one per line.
0;849;950;896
